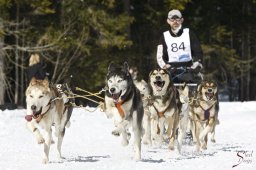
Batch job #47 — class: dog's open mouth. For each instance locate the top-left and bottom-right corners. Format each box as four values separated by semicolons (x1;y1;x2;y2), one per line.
154;80;165;91
32;107;42;118
111;91;122;103
205;92;215;100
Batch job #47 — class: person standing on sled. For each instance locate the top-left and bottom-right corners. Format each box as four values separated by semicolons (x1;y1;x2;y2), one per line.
27;54;48;82
156;9;203;83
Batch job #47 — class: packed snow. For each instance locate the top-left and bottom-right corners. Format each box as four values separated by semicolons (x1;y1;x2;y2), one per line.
0;102;255;170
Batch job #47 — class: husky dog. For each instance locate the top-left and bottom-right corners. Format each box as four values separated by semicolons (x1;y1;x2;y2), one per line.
129;66;151;145
148;68;181;151
25;77;73;163
176;83;190;150
104;62;144;160
189;80;219;151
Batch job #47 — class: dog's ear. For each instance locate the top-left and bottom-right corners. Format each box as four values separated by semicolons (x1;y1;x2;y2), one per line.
42;77;49;87
108;62;115;72
123;62;130;76
30;77;37;86
149;70;153;77
197;82;203;94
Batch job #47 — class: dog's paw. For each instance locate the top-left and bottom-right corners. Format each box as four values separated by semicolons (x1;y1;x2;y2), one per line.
111;130;120;136
127;132;131;140
201;143;207;150
142;136;152;145
211;138;216;143
122;139;129;146
195;145;200;152
168;139;175;150
42;158;49;164
168;143;175;150
37;137;45;144
134;152;141;161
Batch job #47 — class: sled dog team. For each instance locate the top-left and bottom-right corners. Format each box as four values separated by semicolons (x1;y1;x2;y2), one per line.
25;62;219;163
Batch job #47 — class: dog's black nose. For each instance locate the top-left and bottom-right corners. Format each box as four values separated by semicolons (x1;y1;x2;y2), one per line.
31;105;37;111
155;76;161;80
110;88;115;93
208;88;213;93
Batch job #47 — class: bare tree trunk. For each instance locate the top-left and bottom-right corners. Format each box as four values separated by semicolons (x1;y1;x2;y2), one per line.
123;0;131;39
246;26;251;100
0;18;5;105
240;29;245;101
14;2;20;105
246;4;251;100
20;19;25;106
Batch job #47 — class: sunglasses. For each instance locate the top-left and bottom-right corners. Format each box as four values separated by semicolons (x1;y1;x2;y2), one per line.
169;18;181;22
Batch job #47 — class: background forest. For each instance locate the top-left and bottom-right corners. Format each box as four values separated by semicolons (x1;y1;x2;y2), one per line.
0;0;256;108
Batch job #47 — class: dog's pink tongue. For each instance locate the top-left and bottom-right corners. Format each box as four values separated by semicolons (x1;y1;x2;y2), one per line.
25;115;33;122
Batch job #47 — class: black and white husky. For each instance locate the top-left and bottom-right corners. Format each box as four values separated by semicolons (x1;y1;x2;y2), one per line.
104;62;144;160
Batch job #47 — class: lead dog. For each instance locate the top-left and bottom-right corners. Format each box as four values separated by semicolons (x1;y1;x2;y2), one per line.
104;62;144;160
189;80;219;151
148;68;181;151
25;77;73;163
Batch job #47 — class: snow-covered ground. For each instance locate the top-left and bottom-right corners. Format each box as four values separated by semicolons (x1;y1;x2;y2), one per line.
0;102;255;170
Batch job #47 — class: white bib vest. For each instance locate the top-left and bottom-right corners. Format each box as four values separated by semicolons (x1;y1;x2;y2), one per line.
163;28;192;63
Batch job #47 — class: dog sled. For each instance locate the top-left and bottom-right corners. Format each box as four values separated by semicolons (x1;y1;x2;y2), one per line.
169;66;203;92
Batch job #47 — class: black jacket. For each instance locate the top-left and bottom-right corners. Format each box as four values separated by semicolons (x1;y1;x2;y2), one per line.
158;27;203;67
27;62;46;82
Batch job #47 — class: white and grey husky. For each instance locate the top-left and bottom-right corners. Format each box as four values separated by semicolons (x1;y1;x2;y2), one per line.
104;62;144;160
25;77;73;163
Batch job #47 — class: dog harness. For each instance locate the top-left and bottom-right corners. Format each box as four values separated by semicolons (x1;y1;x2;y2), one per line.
151;104;170;118
198;103;215;121
115;100;125;118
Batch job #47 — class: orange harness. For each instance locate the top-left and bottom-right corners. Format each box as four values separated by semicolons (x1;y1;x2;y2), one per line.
115;100;125;118
152;104;169;118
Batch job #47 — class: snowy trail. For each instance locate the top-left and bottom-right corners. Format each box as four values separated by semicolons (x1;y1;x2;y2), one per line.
0;102;255;170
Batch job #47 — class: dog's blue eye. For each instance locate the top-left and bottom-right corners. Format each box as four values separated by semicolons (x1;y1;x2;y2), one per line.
108;80;112;83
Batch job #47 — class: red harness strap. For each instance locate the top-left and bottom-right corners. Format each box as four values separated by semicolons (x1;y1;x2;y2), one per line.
152;104;168;118
115;100;125;118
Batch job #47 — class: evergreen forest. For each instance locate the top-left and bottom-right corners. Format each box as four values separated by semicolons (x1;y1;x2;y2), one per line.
0;0;256;107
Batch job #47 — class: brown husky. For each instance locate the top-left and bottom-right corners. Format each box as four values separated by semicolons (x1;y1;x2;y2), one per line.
25;77;73;163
